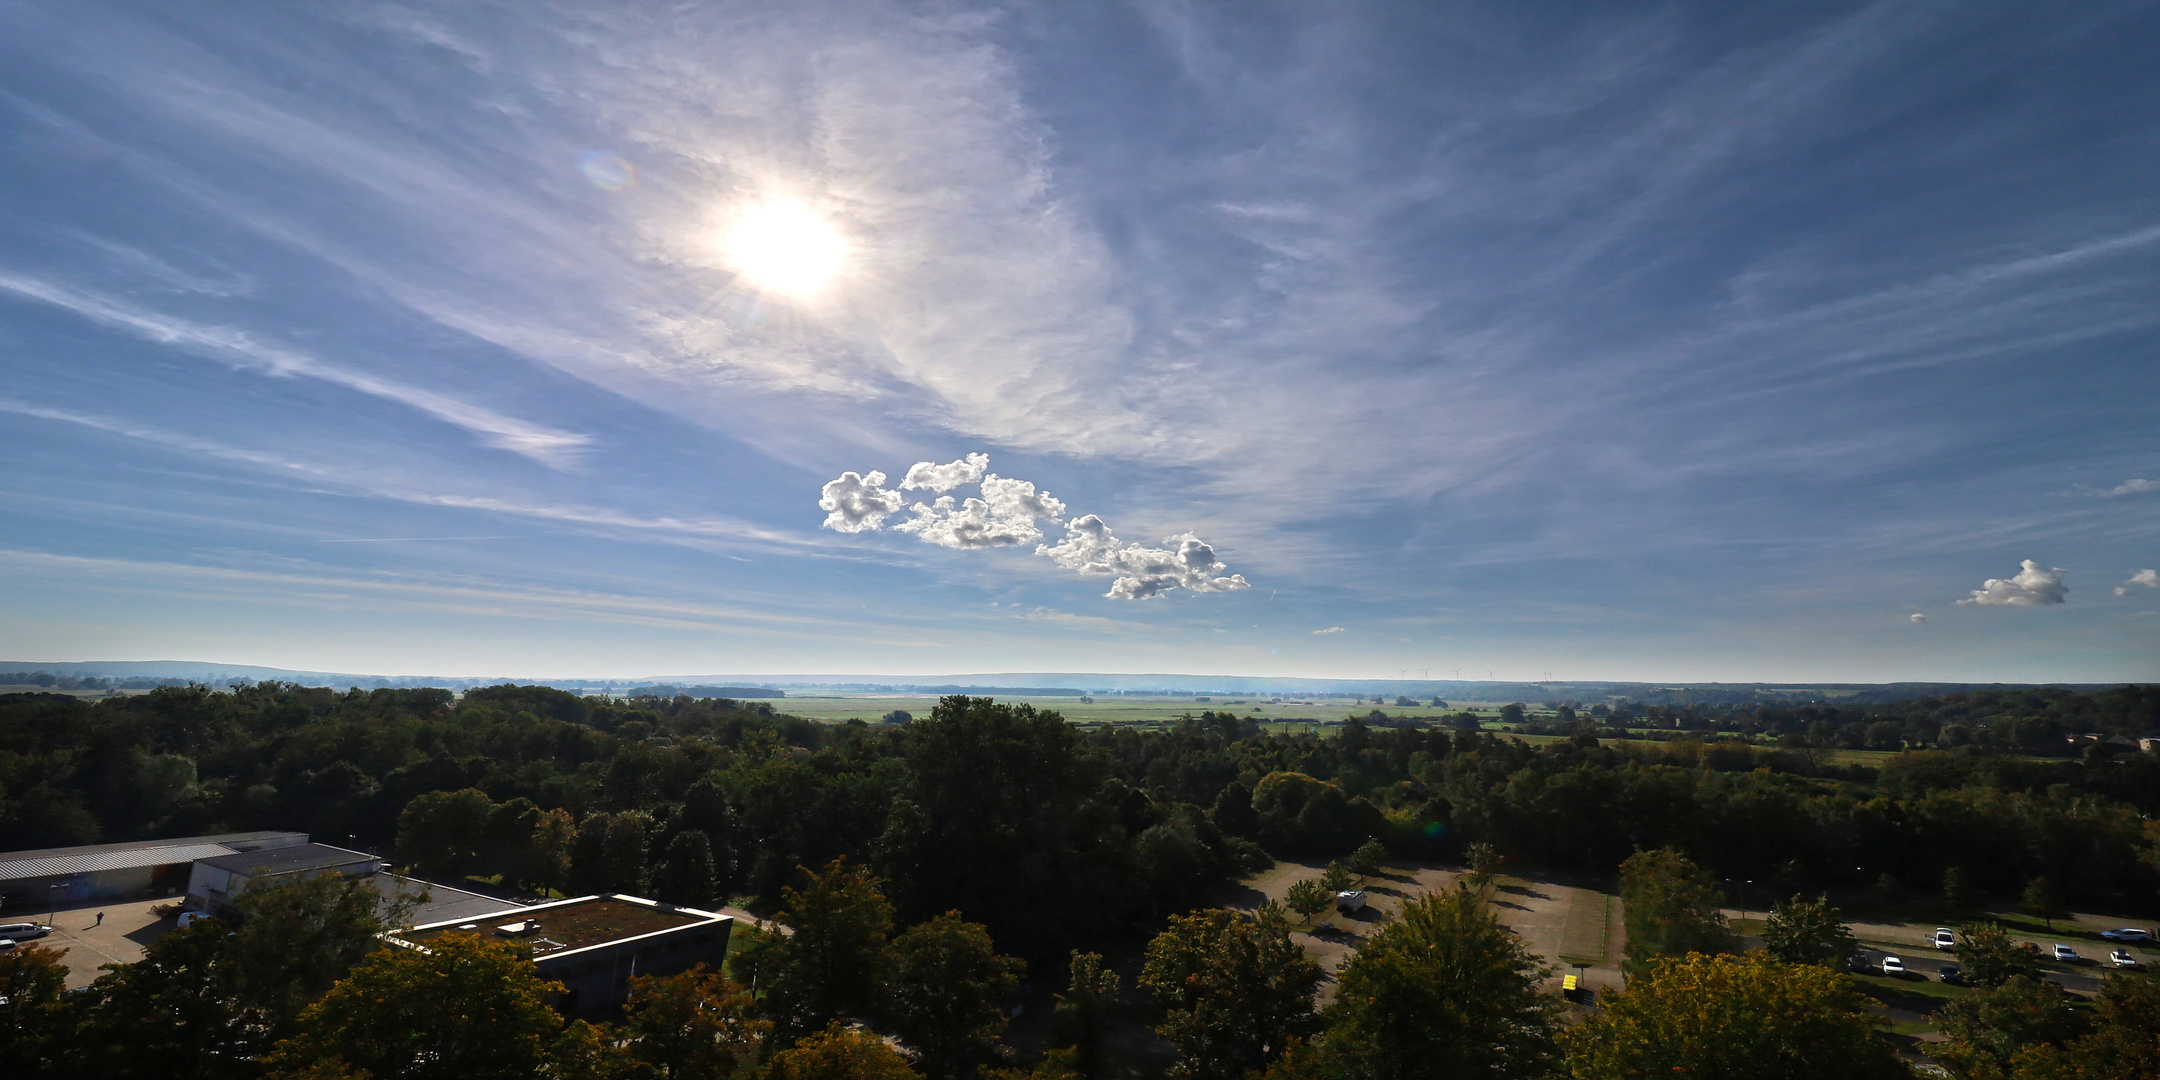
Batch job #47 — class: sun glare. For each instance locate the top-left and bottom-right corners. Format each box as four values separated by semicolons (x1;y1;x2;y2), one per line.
722;199;847;298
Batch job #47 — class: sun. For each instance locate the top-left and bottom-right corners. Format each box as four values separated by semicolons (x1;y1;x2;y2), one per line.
721;199;848;298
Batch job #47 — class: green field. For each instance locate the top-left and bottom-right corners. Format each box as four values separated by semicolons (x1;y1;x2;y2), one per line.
760;693;1607;733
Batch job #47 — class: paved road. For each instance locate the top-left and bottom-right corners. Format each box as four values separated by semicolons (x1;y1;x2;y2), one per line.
1853;942;2119;995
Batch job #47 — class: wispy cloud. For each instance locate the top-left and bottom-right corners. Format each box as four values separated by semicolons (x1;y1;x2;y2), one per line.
0;273;590;467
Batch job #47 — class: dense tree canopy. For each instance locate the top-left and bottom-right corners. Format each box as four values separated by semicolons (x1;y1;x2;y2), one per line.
1561;952;1907;1080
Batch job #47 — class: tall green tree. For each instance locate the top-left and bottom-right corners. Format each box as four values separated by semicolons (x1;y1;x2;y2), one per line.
263;933;567;1080
618;964;769;1080
1944;866;1976;908
1345;839;1387;881
1617;848;1738;979
603;811;655;895
1314;885;1556;1080
396;787;495;878
2020;878;2066;930
1958;922;2045;988
759;860;898;1043
0;943;72;1078
1932;975;2091;1080
884;911;1025;1078
1760;894;1855;968
1048;951;1121;1077
1561;952;1905;1080
227;870;423;1033
1284;878;1331;923
764;1022;918;1080
1139;905;1323;1080
72;917;260;1079
657;829;720;908
875;696;1133;958
2003;975;2160;1080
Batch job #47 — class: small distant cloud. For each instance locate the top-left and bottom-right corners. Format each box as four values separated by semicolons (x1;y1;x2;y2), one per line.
1956;559;2067;607
1312;626;1346;635
2097;479;2157;498
1909;613;1926;623
2116;569;2160;597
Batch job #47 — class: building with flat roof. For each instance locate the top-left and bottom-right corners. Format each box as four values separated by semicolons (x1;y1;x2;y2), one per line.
185;843;382;912
389;894;733;1013
0;831;307;910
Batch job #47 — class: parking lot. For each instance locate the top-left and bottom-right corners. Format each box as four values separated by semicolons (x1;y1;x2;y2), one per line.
12;895;177;989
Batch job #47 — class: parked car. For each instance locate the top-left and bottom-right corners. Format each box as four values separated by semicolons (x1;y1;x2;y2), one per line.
0;923;52;940
2100;928;2153;943
2110;949;2140;968
2053;944;2080;963
1881;956;1905;976
176;911;210;929
1938;963;1964;984
1335;890;1368;914
1933;927;1956;949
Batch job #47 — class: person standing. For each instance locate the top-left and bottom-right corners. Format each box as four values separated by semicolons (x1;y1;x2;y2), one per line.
94;911;104;927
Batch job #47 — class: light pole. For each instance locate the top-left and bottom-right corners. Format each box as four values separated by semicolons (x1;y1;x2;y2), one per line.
48;881;65;923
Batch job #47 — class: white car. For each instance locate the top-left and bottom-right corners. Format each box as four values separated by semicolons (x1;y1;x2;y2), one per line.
1933;928;1955;949
176;911;210;929
1881;956;1905;975
2101;928;2153;943
2053;944;2079;963
0;923;52;940
2110;949;2139;968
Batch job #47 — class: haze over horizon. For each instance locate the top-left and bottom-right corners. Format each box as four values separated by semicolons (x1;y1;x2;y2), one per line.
3;2;2156;684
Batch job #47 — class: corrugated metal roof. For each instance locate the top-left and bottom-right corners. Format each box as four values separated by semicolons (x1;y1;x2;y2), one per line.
197;844;374;876
0;843;242;882
0;831;304;864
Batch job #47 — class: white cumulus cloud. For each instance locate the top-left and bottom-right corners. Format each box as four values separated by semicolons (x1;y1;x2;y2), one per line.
1956;560;2068;607
819;453;1248;599
2094;479;2157;498
1909;613;1926;623
1037;516;1251;599
818;471;903;533
2116;569;2160;596
901;453;990;492
1313;626;1347;634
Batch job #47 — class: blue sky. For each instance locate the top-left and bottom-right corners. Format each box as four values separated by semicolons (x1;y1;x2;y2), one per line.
1;1;2155;682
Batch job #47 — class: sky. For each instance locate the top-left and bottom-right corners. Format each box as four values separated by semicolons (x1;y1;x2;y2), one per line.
0;1;2155;683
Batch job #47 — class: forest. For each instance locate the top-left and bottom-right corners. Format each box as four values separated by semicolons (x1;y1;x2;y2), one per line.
5;683;2160;1078
7;682;2160;914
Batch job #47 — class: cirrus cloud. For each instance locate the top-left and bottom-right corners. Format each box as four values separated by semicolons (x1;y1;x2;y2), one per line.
1956;559;2068;607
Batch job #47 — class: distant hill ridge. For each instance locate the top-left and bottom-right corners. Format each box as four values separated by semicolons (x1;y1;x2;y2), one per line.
0;660;2129;706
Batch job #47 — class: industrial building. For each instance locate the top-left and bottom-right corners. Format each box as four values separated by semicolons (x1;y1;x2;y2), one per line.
184;843;383;912
0;831;307;911
389;894;734;1012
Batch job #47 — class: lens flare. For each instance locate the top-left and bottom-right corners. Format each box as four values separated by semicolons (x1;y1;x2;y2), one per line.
579;151;635;191
722;199;847;298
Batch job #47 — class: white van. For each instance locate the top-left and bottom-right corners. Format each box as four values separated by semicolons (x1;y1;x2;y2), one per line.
1336;890;1368;913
